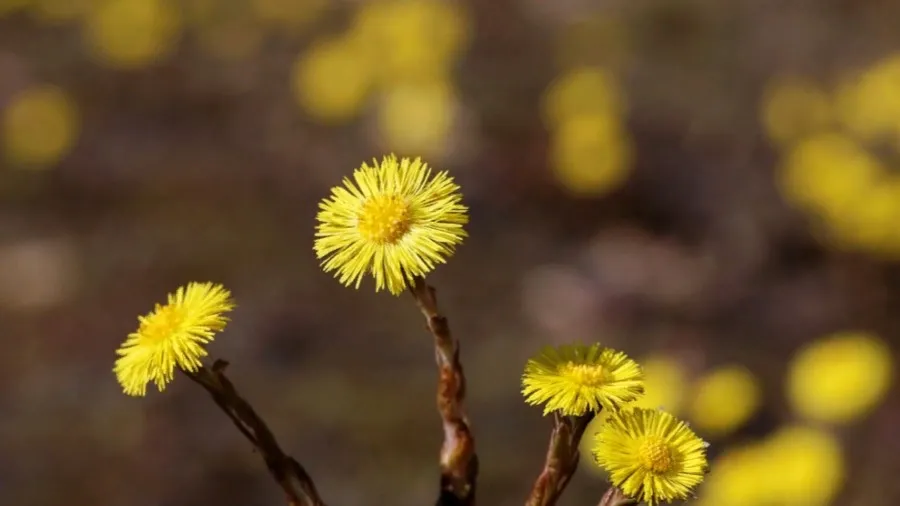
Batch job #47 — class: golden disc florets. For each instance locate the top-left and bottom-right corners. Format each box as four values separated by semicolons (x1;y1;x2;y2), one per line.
113;282;235;397
314;154;468;295
521;343;645;416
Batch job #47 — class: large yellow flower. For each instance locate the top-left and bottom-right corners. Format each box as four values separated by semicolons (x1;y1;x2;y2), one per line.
521;344;644;416
314;154;468;295
114;282;235;396
593;407;709;505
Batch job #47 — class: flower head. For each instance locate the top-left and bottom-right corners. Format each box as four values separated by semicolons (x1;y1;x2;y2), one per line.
314;154;468;295
114;282;235;396
593;407;709;505
521;344;644;416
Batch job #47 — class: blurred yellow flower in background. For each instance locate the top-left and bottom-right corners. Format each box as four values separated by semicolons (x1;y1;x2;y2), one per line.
765;425;845;506
291;35;375;124
376;80;458;157
2;84;79;168
522;344;644;416
764;53;900;258
542;66;633;197
787;331;893;424
631;355;688;414
82;0;181;69
834;54;900;142
699;425;845;506
825;179;900;255
550;113;633;196
593;407;708;505
696;444;773;506
778;133;882;217
114;282;235;397
688;365;761;437
314;155;468;295
761;76;831;147
351;0;470;85
542;67;623;128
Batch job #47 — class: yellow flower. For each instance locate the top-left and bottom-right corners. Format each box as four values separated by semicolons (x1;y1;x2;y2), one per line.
314;154;468;295
593;407;708;505
521;344;644;416
787;331;893;424
114;282;235;396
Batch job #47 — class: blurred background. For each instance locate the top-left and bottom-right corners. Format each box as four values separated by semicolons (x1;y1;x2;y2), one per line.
0;0;898;505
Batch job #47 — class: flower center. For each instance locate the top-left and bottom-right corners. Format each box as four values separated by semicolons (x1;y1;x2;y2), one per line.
639;436;674;474
140;305;185;343
558;362;607;387
357;195;412;244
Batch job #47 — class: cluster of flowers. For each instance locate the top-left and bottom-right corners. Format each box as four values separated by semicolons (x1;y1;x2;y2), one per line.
113;154;708;505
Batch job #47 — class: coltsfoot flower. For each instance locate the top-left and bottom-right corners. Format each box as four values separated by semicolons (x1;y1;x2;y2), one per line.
521;344;644;416
314;154;468;295
113;282;235;396
593;407;709;505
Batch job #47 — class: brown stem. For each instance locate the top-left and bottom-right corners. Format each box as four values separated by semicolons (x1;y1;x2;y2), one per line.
182;361;326;506
525;412;595;506
597;487;637;506
409;277;478;506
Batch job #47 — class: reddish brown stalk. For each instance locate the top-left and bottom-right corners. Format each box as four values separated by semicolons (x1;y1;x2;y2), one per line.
183;361;326;506
410;277;478;506
525;412;594;506
596;487;636;506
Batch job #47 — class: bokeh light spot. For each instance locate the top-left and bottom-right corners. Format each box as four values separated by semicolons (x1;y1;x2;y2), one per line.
542;66;624;129
787;331;893;424
761;76;832;147
2;84;79;167
376;80;457;156
688;365;761;437
550;113;633;196
632;356;688;414
82;0;181;69
291;35;374;124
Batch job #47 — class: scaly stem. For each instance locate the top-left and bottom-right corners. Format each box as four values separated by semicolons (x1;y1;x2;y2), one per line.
410;277;479;506
525;412;594;506
182;361;326;506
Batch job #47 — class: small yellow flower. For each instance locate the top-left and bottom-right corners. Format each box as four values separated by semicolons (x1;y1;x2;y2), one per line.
314;154;468;295
593;407;709;505
114;282;235;396
521;344;644;416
